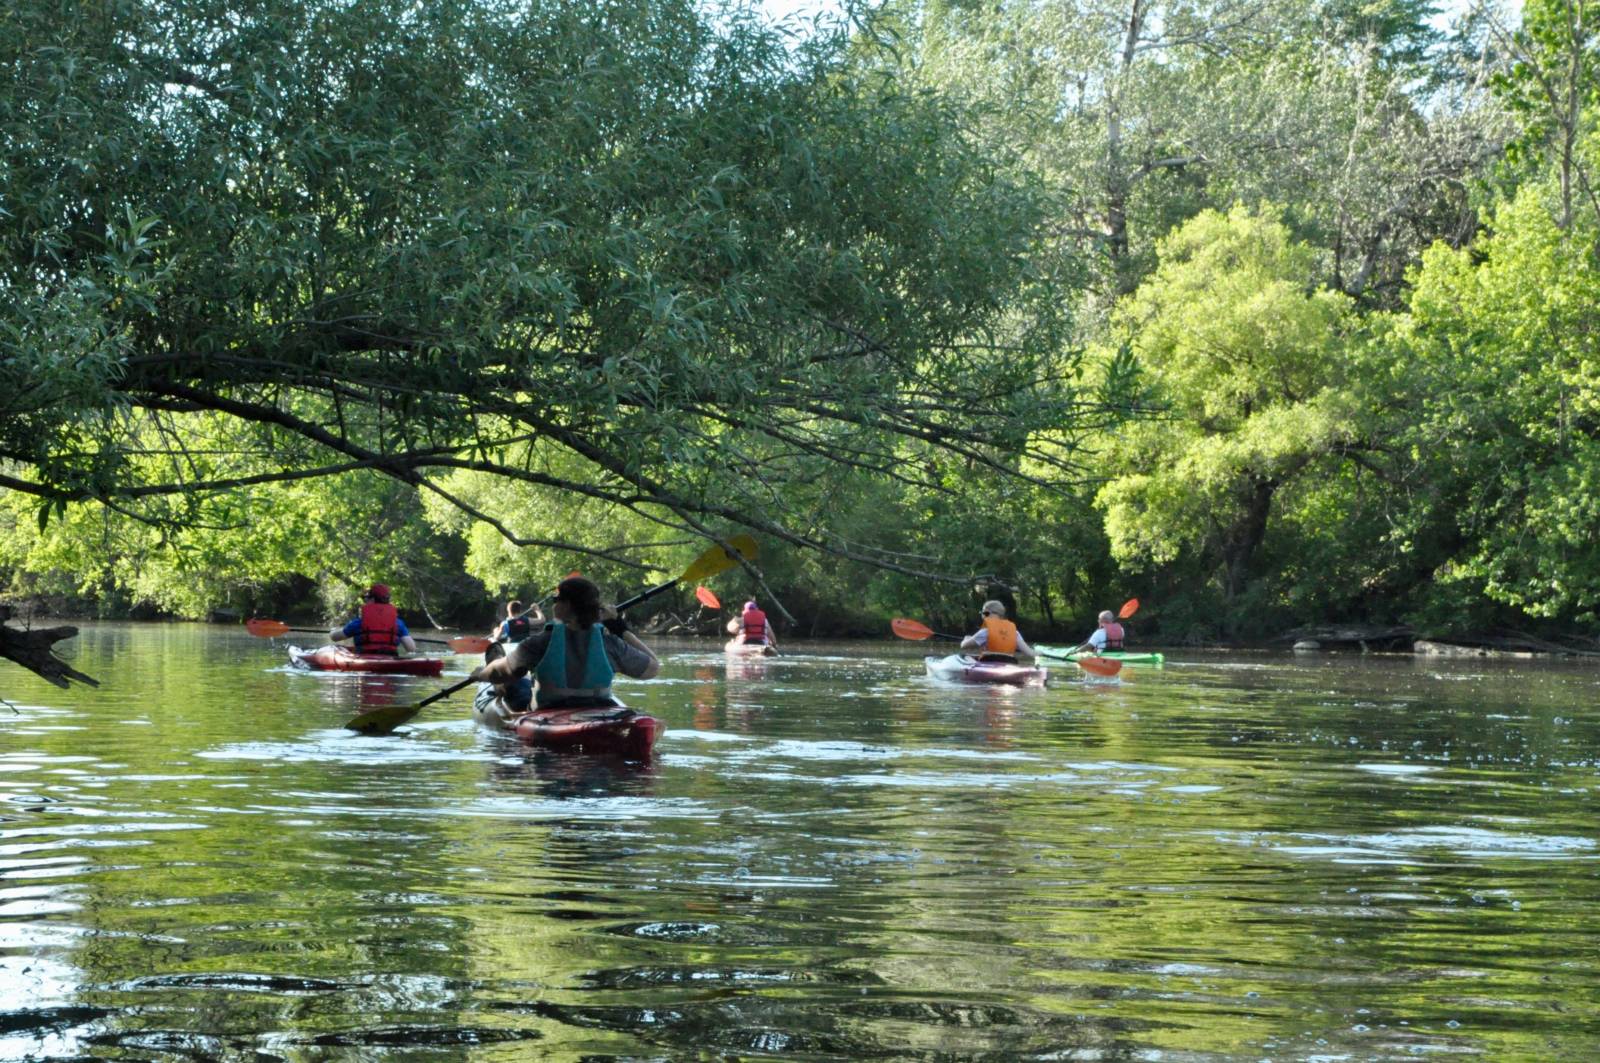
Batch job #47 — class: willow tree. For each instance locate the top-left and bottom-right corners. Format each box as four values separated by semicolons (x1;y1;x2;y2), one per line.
1;0;1107;624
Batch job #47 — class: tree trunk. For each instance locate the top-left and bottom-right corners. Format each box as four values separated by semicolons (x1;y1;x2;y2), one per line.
1222;476;1276;600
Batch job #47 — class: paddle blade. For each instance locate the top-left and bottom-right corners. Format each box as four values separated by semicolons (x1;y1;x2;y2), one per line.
345;703;422;735
1118;598;1140;619
1075;656;1123;678
245;618;291;638
681;534;759;583
695;586;721;610
891;618;936;641
448;636;493;654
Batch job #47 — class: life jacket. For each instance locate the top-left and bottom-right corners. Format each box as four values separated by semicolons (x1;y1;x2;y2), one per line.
981;616;1019;658
358;601;400;655
1101;621;1125;651
533;622;616;707
502;615;532;642
742;608;768;644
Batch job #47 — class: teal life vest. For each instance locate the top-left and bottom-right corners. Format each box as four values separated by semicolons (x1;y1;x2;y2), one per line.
533;622;616;707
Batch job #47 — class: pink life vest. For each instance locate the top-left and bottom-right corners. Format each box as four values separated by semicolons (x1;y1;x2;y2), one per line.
742;608;768;643
1101;621;1124;650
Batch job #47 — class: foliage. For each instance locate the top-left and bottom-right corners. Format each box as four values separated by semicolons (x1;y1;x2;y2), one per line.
0;0;1099;590
1387;174;1600;621
1094;206;1358;613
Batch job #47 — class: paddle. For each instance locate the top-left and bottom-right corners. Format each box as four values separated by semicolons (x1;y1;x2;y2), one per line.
695;586;721;609
892;617;1121;677
612;534;759;613
246;618;490;654
346;537;758;735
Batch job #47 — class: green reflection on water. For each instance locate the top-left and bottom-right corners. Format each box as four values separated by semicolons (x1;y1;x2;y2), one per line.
2;625;1599;1058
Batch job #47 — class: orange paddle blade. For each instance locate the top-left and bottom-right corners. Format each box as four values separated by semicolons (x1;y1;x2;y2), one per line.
891;618;936;640
1118;598;1140;619
447;636;493;654
695;586;721;610
245;618;292;638
1075;656;1123;678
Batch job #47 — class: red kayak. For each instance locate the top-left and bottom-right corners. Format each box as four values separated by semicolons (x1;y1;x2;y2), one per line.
924;654;1048;688
288;645;445;677
473;687;662;759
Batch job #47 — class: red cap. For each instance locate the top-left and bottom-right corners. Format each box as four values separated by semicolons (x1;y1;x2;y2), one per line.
366;583;391;601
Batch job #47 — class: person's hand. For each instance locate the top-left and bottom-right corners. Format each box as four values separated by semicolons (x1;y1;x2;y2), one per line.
469;665;488;681
603;616;628;637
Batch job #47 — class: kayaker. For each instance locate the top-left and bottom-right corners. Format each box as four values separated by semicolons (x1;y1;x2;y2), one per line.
1069;610;1126;656
329;584;420;657
959;600;1037;662
488;599;543;643
725;600;778;650
470;576;660;708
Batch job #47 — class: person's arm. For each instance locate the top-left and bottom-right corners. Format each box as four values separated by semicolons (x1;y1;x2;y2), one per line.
618;630;660;679
330;618;357;643
959;628;983;652
473;635;537;684
725;617;740;636
764;620;778;648
399;635;419;655
1015;633;1036;659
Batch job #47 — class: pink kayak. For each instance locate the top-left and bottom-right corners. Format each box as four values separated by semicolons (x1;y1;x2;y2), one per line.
288;645;445;677
724;638;777;657
924;654;1047;687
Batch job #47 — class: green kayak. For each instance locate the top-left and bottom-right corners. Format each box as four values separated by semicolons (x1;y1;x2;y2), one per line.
1034;646;1165;665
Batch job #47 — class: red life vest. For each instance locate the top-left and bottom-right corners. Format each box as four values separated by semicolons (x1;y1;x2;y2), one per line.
742;608;768;643
358;601;400;655
1101;621;1125;650
981;616;1018;657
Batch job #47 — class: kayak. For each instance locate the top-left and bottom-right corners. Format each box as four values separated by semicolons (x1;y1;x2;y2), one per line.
725;638;777;657
924;654;1048;687
1035;646;1165;665
473;685;662;759
288;645;445;676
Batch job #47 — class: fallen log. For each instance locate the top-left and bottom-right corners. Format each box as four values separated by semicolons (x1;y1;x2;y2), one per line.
0;607;100;689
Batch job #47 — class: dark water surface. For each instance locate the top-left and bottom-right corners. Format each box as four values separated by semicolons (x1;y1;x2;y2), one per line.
2;624;1599;1059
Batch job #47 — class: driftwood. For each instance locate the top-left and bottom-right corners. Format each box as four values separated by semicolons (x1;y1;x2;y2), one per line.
0;606;100;689
1415;631;1600;659
1278;625;1415;650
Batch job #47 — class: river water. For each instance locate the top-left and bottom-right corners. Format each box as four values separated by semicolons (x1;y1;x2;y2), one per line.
2;623;1598;1059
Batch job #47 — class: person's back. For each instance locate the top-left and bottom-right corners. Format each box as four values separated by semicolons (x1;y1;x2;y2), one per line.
960;600;1034;661
331;583;418;656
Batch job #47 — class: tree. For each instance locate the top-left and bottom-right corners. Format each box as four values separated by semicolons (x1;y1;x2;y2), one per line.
1094;206;1358;609
0;0;1102;601
1386;174;1600;623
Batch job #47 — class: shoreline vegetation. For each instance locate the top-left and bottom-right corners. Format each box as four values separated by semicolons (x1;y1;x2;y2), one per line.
5;1;1600;686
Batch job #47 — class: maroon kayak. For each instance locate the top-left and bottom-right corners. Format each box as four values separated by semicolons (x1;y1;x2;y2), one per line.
288;645;445;677
473;686;662;759
924;654;1048;687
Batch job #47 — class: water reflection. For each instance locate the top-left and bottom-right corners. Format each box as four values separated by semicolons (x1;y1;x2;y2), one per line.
3;628;1600;1057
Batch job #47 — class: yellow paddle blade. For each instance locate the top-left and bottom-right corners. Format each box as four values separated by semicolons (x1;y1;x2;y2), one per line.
680;534;759;583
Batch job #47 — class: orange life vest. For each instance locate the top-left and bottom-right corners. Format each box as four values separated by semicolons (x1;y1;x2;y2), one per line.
981;616;1018;657
742;608;768;643
358;601;400;655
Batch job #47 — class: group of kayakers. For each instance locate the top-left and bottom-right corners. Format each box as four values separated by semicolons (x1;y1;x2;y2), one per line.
329;576;1124;708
